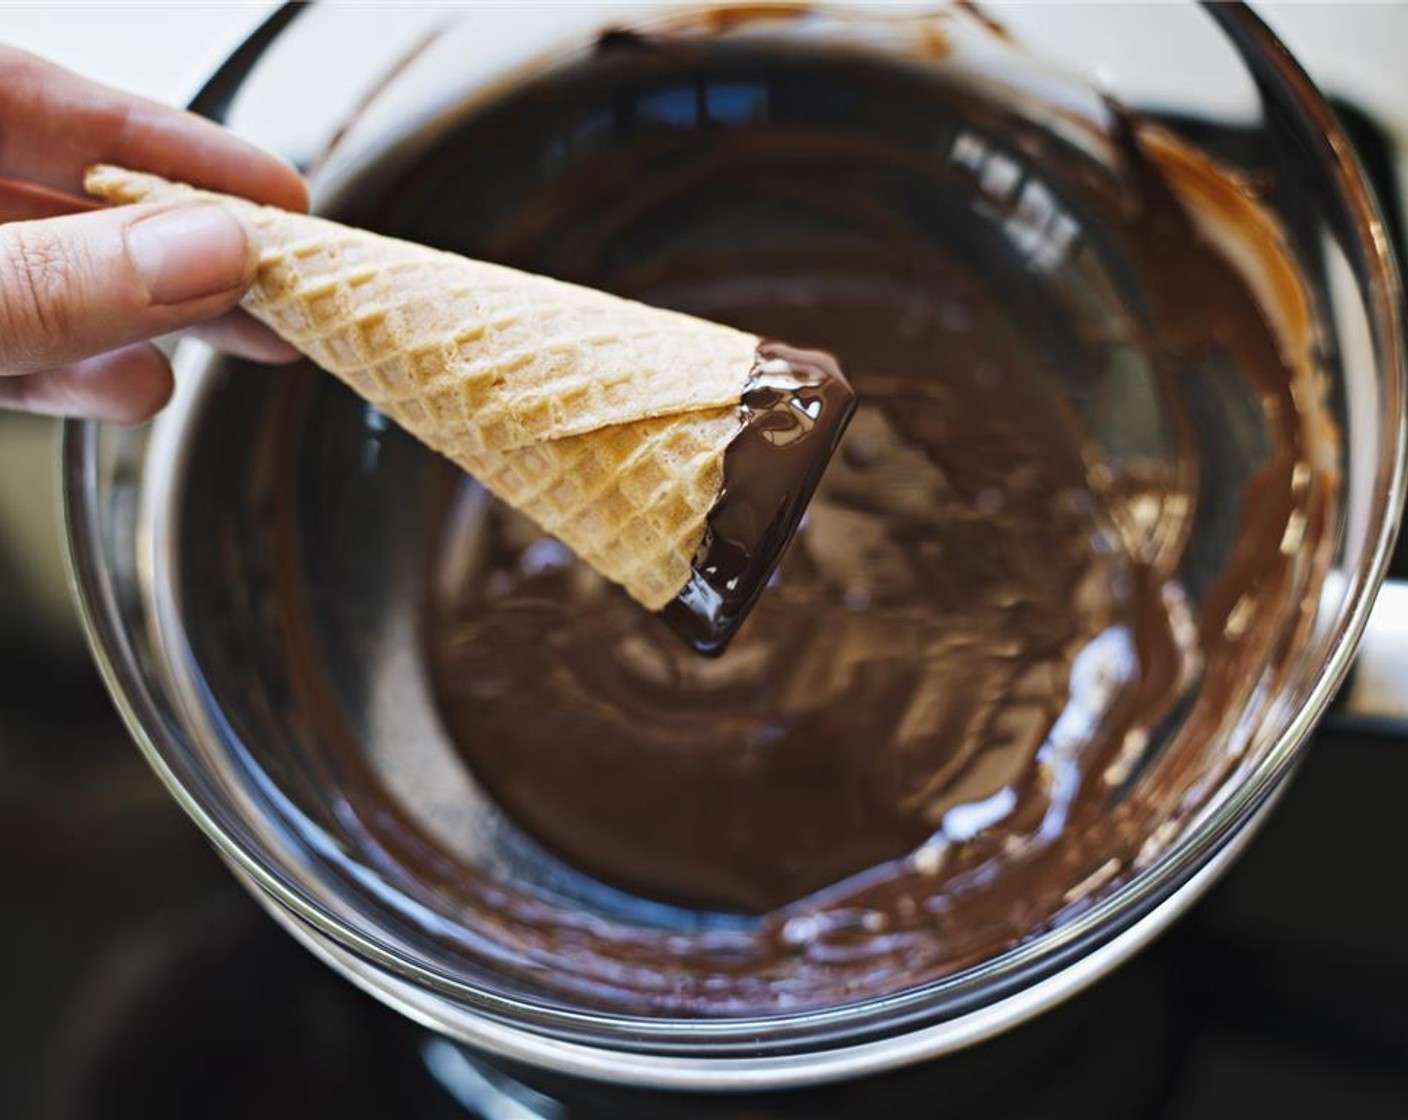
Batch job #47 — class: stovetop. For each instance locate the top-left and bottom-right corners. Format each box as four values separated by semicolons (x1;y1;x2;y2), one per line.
1;65;1407;1120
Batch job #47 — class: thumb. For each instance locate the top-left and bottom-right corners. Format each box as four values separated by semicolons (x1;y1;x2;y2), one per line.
0;201;256;377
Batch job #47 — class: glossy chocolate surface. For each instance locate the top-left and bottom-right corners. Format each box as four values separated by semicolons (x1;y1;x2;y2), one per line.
250;16;1339;1011
665;341;855;655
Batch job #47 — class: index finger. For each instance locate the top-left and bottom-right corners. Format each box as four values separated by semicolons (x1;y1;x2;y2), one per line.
0;44;308;212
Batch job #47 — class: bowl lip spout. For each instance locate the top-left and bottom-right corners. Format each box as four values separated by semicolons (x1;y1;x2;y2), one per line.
58;0;1408;1089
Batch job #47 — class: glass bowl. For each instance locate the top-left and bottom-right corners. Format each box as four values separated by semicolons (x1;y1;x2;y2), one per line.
63;1;1405;1091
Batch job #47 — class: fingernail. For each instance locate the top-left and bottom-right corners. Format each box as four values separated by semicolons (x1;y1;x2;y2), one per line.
126;204;252;306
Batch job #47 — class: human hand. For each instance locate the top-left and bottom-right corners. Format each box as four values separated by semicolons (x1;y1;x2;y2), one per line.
0;44;309;423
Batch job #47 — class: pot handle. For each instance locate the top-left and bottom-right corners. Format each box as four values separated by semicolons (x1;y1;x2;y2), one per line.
186;3;306;124
1327;579;1408;729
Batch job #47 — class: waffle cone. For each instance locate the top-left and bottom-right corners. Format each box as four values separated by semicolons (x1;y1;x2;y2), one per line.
86;165;757;610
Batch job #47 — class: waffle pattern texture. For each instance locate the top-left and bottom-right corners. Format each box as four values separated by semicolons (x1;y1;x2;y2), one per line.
86;165;753;609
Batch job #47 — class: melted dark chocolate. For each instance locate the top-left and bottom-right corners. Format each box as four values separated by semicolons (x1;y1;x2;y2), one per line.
664;341;855;654
253;12;1338;1011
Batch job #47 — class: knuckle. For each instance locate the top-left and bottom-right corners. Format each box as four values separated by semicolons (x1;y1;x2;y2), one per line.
0;49;53;178
0;223;78;363
113;97;143;151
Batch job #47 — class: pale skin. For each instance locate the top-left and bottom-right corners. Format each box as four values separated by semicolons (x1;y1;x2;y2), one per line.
0;45;309;423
